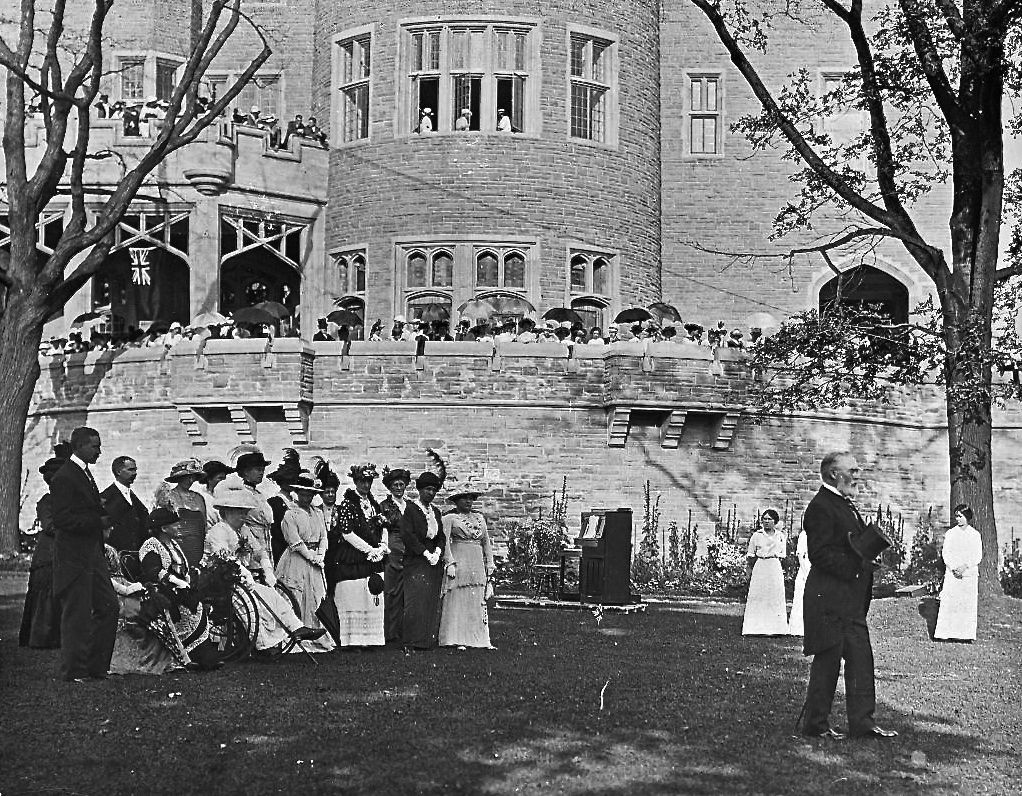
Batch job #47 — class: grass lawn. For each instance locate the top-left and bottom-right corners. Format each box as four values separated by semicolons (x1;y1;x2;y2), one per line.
1;577;1019;795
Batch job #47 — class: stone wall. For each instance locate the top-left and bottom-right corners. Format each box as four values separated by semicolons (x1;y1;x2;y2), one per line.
23;341;1022;558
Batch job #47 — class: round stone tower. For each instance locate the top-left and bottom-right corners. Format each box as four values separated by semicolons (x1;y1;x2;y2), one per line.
313;0;661;330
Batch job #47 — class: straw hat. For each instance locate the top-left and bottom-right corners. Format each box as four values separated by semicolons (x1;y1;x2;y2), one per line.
165;458;203;482
211;481;257;510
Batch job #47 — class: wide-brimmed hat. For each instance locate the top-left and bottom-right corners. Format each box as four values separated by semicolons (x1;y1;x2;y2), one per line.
200;460;233;483
212;481;257;510
448;490;482;503
236;451;271;472
684;322;704;333
290;473;323;493
314;459;340;491
148;506;181;531
268;448;303;485
382;467;412;487
166;458;203;482
349;463;379;482
38;457;66;485
393;315;407;324
415;471;443;490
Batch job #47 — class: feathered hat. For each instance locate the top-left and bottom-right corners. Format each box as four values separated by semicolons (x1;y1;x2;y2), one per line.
268;448;304;485
313;457;340;490
228;443;271;472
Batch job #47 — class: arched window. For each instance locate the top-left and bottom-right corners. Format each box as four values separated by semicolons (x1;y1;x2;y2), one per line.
407;292;453;335
335;296;366;340
432;250;454;287
504;251;526;288
819;265;909;326
476;250;499;287
570;254;588;292
571;296;609;331
407;251;428;288
352;254;366;292
592;257;609;295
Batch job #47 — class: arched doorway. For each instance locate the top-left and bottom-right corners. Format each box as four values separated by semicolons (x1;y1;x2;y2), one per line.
91;210;190;336
219;213;304;319
819;265;909;325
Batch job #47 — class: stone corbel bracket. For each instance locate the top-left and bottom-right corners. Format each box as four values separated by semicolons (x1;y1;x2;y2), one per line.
284;403;310;445
607;407;631;447
713;411;742;450
176;406;208;446
228;405;256;442
660;409;688;449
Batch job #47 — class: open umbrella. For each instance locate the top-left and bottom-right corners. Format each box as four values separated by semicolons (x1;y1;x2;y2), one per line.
487;295;536;315
146;320;172;334
457;297;498;320
326;309;363;326
542;307;585;325
70;309;109;327
614;307;653;323
232;306;277;325
253;300;292;320
190;310;229;328
648;302;682;322
746;311;780;332
416;303;451;323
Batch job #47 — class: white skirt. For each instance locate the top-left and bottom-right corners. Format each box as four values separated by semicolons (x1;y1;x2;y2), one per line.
334;578;385;647
788;563;810;636
935;572;979;640
743;558;789;636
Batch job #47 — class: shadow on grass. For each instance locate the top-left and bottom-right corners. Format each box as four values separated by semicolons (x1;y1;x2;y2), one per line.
1;595;1016;795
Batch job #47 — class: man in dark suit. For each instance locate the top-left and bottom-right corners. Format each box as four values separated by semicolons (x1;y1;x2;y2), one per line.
51;427;119;682
101;456;149;553
800;451;897;740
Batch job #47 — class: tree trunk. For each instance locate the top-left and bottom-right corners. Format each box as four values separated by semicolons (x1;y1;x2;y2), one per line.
0;293;46;554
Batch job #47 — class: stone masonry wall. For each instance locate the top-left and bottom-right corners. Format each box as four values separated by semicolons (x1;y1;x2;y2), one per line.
22;341;1022;559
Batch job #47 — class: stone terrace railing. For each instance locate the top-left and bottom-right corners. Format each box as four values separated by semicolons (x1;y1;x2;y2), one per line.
30;337;965;449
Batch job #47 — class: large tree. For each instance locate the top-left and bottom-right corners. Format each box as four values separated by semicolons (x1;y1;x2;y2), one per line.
688;0;1022;602
0;0;269;553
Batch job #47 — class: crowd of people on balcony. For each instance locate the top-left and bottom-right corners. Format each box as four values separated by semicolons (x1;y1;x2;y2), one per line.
39;313;768;357
313;315;765;351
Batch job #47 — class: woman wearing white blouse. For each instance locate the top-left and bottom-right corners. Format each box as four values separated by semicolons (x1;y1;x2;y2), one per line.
787;530;810;636
935;504;983;641
742;509;790;636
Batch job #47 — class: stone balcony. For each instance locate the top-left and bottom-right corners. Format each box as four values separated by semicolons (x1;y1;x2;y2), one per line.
5;117;327;201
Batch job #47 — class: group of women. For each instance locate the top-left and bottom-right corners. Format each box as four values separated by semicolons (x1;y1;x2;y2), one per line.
740;504;983;642
19;444;498;676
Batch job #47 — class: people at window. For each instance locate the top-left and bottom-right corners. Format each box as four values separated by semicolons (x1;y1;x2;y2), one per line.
455;108;472;131
417;107;434;134
95;94;111;118
496;108;512;132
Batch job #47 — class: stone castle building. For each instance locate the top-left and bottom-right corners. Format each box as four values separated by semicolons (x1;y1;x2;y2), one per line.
7;1;1022;551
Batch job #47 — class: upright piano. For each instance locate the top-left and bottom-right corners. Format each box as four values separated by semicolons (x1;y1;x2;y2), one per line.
577;508;634;605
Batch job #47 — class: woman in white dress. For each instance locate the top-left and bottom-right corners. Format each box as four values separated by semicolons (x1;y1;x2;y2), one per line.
439;491;495;649
195;460;232;531
202;481;325;651
788;529;810;636
275;474;335;652
742;509;789;636
935;504;983;642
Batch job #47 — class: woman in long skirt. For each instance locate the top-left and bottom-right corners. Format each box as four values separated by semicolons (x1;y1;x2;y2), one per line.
153;459;207;568
329;464;388;647
439;490;495;649
935;503;983;641
400;472;447;650
742;509;789;636
275;474;335;652
787;529;810;637
19;455;66;649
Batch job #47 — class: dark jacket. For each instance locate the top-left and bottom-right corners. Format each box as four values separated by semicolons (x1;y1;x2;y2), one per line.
51;460;108;597
328;488;385;582
400;501;446;561
100;483;150;553
379;495;409;568
802;486;874;655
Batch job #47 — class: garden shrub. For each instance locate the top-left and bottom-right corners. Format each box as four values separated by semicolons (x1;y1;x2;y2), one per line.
1000;544;1022;598
903;508;944;594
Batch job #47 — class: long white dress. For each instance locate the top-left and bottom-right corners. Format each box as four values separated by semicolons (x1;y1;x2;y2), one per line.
439;512;494;648
275;505;335;653
202;521;304;650
742;530;789;636
788;531;810;636
934;524;983;641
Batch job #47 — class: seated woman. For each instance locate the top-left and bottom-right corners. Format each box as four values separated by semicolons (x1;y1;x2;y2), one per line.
139;507;218;668
106;539;195;676
202;479;326;652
